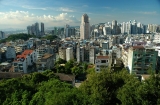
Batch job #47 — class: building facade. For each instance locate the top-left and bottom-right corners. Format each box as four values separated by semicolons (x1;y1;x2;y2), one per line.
80;14;90;39
128;46;158;74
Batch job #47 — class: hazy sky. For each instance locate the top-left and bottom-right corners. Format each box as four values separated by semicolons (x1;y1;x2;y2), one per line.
0;0;160;29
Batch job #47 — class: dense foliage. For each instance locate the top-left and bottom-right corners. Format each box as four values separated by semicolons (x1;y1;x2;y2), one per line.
54;58;88;76
41;35;59;41
0;68;160;105
0;33;36;43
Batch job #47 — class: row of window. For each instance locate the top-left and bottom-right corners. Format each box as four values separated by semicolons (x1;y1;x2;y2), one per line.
96;60;109;63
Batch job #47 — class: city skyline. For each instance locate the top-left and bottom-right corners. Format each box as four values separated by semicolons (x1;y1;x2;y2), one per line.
0;0;160;29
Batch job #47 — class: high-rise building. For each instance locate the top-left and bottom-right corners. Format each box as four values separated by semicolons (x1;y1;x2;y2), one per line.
0;31;5;39
125;21;132;34
66;47;74;61
111;20;117;35
80;14;90;39
131;20;137;34
64;24;70;38
41;22;45;35
76;43;84;63
27;22;41;36
35;22;39;36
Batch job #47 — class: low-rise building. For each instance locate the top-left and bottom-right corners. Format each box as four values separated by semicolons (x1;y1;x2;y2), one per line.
36;53;55;72
5;46;16;61
95;55;112;72
12;50;36;73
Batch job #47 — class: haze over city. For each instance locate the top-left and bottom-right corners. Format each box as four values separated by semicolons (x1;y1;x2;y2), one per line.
0;0;160;29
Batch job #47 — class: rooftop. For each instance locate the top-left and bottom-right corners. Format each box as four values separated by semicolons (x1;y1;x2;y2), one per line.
42;53;53;59
55;73;75;82
96;55;109;59
15;50;33;61
132;46;145;49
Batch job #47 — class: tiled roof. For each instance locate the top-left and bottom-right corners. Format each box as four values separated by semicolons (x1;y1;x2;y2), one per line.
42;53;53;59
96;55;109;59
15;50;34;61
0;72;26;78
55;73;75;82
132;46;145;49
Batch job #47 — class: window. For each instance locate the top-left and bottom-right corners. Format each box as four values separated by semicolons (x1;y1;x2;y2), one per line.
14;63;17;66
14;67;18;72
19;67;23;70
19;64;23;67
101;60;106;63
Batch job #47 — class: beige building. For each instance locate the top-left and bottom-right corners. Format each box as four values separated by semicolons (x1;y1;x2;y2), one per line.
80;14;90;39
59;47;66;60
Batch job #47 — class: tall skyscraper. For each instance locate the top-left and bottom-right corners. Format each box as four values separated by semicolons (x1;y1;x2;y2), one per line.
35;22;39;36
131;20;137;34
111;20;117;35
41;22;45;35
80;14;90;39
64;24;70;38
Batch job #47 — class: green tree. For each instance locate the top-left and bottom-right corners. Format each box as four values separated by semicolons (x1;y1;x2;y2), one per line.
71;66;81;76
79;69;134;105
64;60;74;74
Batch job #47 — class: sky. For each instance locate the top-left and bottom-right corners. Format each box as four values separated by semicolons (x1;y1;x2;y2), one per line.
0;0;160;29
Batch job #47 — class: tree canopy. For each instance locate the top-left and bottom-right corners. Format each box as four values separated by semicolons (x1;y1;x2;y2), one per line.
0;33;36;43
0;67;160;105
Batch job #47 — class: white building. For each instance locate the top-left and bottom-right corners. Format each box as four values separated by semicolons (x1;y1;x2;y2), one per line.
89;47;96;64
153;33;160;43
13;50;37;73
76;45;84;63
126;21;132;34
66;47;74;61
95;55;111;72
103;26;112;35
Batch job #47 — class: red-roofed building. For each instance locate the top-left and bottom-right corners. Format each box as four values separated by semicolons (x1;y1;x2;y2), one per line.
95;55;112;72
13;50;37;73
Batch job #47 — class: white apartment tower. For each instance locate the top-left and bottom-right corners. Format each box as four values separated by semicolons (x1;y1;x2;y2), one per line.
66;47;74;61
80;14;90;39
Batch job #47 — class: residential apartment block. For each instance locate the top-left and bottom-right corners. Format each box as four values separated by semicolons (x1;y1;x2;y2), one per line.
95;55;112;72
36;53;55;72
13;50;37;73
128;46;158;74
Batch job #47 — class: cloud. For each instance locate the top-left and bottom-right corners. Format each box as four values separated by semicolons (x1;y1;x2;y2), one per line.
0;11;80;29
22;5;47;10
138;11;157;15
58;7;75;12
22;5;75;12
